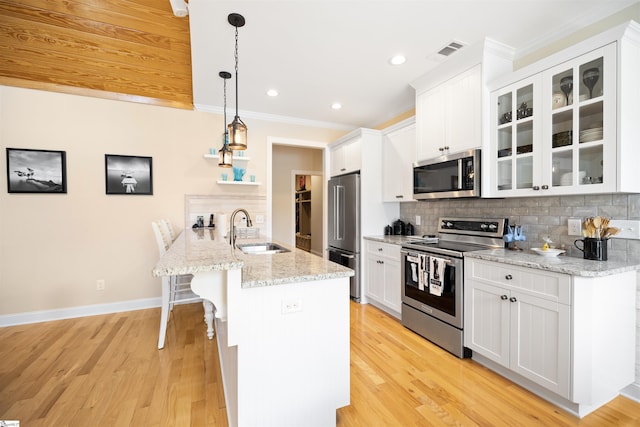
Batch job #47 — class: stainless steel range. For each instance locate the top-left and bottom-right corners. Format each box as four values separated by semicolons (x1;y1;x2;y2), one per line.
401;217;507;358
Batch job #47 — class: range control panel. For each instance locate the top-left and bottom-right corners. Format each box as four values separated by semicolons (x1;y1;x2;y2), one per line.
438;217;507;238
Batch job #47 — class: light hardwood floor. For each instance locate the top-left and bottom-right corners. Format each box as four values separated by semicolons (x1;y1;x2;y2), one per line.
1;301;639;426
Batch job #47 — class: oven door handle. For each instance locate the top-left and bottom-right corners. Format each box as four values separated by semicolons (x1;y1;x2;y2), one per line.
340;253;355;259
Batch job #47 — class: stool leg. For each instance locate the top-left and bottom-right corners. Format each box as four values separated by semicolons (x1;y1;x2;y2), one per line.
158;276;171;349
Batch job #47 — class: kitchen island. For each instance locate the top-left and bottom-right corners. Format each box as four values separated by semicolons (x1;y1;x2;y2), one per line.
153;228;354;427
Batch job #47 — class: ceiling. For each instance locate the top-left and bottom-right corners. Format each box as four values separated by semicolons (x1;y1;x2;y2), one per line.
188;0;638;130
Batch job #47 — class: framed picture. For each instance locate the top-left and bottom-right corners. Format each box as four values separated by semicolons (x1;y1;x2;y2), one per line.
105;154;153;195
6;148;67;193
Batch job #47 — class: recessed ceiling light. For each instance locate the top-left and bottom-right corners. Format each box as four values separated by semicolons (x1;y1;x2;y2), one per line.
331;103;342;110
389;55;406;65
266;89;278;97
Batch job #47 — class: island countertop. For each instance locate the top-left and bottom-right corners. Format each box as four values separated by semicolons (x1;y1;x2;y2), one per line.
464;248;640;277
152;228;354;288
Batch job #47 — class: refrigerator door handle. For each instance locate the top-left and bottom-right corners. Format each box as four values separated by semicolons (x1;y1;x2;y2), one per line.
336;185;344;240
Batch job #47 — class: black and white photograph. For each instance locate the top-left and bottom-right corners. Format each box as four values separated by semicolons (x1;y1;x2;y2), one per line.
6;148;67;194
105;154;153;195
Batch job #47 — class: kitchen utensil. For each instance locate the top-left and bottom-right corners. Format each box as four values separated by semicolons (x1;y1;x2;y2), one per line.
583;67;600;99
580;216;620;239
560;76;573;105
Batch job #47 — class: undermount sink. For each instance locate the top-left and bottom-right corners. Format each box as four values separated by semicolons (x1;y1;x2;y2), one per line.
237;242;290;254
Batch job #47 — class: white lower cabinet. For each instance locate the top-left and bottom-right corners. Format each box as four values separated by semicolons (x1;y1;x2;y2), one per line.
364;240;401;318
464;257;637;417
466;278;571;397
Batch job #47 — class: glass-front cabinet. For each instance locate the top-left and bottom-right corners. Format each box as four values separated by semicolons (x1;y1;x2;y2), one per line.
489;43;616;197
545;45;615;193
494;77;540;193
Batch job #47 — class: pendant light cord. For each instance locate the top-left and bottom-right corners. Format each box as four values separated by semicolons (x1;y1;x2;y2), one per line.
223;76;228;133
234;25;239;118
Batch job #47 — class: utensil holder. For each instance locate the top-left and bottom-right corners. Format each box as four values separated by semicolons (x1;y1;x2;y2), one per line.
574;237;608;261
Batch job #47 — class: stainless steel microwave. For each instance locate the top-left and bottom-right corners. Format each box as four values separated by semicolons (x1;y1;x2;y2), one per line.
413;149;481;200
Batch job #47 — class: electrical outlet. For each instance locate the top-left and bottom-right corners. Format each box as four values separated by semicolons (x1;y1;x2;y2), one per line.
415;215;421;226
96;279;105;290
281;299;302;314
255;214;264;224
567;218;582;236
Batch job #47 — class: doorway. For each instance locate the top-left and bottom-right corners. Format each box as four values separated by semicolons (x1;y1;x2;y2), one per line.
293;172;323;254
267;138;327;255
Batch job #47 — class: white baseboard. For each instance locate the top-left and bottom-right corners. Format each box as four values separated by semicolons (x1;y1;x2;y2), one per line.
0;297;162;327
621;383;640;403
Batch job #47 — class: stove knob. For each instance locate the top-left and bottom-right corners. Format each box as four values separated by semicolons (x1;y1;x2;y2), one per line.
480;223;488;229
489;223;497;230
446;222;453;227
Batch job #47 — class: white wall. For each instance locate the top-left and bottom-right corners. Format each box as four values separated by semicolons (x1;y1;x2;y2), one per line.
0;86;343;316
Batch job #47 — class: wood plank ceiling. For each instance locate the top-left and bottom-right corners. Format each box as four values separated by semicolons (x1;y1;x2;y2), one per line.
0;0;193;109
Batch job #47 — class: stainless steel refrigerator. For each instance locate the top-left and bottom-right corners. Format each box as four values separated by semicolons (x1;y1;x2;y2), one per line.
327;173;361;301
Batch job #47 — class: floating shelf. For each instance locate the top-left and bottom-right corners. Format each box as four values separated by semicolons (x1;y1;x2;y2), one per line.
217;180;261;186
204;154;251;161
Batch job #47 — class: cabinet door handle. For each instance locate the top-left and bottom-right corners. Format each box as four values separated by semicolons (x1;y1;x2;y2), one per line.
378;248;383;251
505;274;513;280
395;195;403;199
532;186;540;191
500;295;508;300
340;168;346;172
510;297;517;302
541;185;549;190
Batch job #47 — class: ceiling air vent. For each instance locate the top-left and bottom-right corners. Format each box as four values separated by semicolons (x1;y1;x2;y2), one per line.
437;40;466;57
424;40;467;67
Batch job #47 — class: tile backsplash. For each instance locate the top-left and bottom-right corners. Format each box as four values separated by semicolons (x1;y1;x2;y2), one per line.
400;193;640;261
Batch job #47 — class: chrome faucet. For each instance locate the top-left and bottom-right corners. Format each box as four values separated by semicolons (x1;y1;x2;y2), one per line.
229;208;253;248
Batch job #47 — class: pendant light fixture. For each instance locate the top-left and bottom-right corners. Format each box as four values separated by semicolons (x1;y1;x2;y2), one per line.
218;71;233;168
227;13;248;150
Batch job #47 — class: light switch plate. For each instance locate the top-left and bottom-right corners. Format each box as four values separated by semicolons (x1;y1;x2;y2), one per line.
608;220;640;239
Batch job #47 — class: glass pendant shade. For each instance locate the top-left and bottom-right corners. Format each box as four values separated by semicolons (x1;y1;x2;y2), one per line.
228;117;247;150
218;133;232;167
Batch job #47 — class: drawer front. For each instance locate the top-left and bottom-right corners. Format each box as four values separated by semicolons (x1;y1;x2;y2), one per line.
365;241;400;260
466;259;571;304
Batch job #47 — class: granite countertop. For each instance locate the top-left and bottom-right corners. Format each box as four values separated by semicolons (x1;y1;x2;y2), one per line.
364;235;426;245
465;248;640;277
153;228;354;288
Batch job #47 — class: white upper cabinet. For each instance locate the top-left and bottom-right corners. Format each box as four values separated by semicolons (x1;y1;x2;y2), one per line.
382;118;416;202
486;21;640;197
411;39;513;163
415;65;482;161
330;137;362;177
